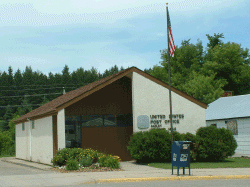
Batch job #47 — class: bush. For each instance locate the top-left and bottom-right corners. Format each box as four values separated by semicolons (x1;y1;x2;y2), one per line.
78;148;99;163
173;131;185;141
51;148;97;166
52;148;121;169
127;126;237;163
79;156;93;167
128;128;184;163
195;125;237;162
98;155;120;169
66;159;79;170
0;131;13;156
51;148;71;166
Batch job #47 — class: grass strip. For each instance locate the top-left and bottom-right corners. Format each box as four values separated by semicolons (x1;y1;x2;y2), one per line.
147;157;250;169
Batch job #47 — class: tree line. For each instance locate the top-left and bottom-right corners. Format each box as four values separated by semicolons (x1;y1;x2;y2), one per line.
0;65;126;131
146;33;250;104
0;33;249;132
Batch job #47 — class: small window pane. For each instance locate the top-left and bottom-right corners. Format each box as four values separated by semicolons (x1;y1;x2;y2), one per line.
211;124;217;127
226;120;238;135
83;115;103;127
32;121;35;129
22;123;25;131
104;114;116;126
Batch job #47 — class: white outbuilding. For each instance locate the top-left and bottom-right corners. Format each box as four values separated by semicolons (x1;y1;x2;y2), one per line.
14;67;207;165
206;94;250;157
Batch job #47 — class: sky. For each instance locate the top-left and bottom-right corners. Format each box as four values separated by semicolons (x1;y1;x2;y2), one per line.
0;0;249;75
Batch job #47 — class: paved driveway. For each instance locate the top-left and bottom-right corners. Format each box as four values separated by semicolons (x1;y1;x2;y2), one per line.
0;159;52;176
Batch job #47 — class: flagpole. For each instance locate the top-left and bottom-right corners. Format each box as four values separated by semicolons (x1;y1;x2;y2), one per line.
166;3;174;144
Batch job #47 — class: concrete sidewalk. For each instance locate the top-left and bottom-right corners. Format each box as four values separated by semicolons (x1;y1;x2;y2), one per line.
2;157;52;170
1;157;250;186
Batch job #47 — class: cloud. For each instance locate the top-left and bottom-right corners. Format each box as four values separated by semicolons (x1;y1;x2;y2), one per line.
0;0;247;26
0;0;249;76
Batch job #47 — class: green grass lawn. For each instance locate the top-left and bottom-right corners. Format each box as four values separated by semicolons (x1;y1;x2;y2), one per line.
147;157;250;169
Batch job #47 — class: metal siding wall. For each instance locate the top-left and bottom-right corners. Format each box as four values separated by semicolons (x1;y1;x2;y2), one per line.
206;118;250;157
235;118;250;156
238;118;250;135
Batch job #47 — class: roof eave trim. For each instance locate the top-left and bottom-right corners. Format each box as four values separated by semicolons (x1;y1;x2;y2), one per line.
206;116;250;121
14;109;58;124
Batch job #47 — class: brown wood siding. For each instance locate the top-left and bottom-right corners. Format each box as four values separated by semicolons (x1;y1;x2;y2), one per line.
81;126;133;161
65;76;132;116
65;77;133;160
52;115;58;156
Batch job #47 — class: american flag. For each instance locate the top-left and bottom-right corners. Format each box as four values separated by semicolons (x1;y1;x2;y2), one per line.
167;7;176;57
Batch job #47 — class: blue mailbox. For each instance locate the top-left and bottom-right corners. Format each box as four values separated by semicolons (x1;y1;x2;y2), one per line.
172;141;191;176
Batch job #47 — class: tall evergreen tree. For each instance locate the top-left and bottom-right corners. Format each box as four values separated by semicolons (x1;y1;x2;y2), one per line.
16;96;33;116
14;69;23;86
102;65;120;78
2;105;13;131
41;96;50;105
72;67;86;87
22;66;33;86
7;66;14;86
62;65;71;86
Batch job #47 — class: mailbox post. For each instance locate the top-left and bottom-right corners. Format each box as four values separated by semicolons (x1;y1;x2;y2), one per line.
171;141;191;176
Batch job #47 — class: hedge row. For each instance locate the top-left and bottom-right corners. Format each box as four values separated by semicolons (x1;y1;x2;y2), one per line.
127;126;237;163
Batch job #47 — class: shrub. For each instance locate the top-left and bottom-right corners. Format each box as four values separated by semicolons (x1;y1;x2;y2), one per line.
51;148;71;166
66;159;79;170
98;155;120;169
0;131;13;156
79;148;99;163
128;128;174;163
68;148;82;161
51;148;96;166
173;131;185;141
51;154;65;166
51;148;120;169
79;156;93;167
195;125;237;162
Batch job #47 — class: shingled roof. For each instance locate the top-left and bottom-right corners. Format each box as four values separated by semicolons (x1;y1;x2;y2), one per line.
14;66;207;124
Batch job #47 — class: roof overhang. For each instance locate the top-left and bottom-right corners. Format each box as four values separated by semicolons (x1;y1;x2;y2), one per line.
14;66;207;124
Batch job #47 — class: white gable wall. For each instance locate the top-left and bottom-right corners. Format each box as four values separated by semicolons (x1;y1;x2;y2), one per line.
207;118;250;157
16;122;29;160
132;72;206;134
31;116;53;164
16;116;53;165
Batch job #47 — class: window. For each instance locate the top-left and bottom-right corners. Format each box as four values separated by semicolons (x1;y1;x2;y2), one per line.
225;120;238;135
211;124;217;127
22;123;25;131
65;114;133;148
32;121;35;129
104;114;116;126
84;115;103;127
